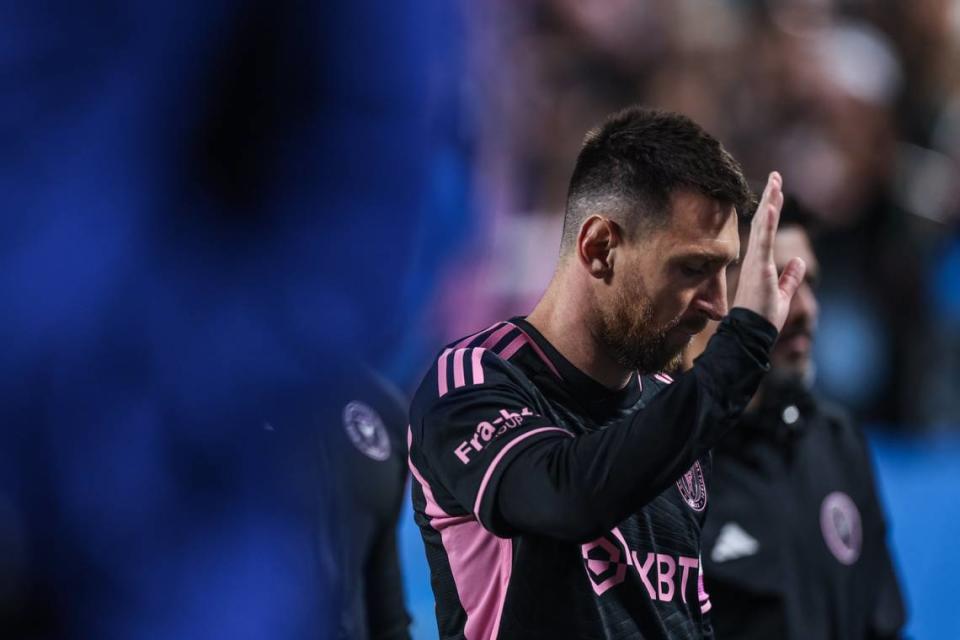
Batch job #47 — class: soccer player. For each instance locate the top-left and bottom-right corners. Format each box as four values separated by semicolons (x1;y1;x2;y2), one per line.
408;107;806;639
690;200;906;639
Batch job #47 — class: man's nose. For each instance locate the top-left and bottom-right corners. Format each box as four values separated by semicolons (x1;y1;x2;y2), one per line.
695;273;727;322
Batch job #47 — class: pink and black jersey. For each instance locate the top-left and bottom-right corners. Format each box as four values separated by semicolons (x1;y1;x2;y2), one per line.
409;310;778;639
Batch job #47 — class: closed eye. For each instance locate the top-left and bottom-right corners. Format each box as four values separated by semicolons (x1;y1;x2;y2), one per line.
680;263;708;278
671;250;737;280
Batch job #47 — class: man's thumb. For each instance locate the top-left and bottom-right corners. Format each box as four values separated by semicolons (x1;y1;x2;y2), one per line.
778;257;807;301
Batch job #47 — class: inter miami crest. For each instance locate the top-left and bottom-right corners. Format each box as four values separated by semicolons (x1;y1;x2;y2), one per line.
820;491;862;565
342;401;391;461
676;461;707;511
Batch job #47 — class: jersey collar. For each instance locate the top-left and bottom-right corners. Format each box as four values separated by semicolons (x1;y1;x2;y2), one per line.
510;316;643;413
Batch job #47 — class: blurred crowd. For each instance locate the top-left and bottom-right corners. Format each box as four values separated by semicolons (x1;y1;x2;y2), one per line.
427;0;960;428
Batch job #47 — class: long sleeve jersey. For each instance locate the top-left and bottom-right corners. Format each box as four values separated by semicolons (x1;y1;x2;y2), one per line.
408;309;777;639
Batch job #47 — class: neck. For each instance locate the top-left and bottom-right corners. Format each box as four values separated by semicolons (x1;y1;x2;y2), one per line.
526;268;634;390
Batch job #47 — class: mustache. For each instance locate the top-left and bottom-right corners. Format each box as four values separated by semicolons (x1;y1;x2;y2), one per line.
669;316;709;336
682;317;709;335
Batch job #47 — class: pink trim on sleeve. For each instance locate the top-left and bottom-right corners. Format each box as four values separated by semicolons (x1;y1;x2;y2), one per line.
471;348;486;385
453;348;468;389
438;348;453;397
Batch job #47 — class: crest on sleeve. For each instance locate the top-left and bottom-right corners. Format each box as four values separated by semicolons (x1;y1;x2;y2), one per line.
342;401;391;461
820;491;862;565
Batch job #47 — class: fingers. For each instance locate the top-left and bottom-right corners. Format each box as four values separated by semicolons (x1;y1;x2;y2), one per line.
750;172;784;262
778;257;807;301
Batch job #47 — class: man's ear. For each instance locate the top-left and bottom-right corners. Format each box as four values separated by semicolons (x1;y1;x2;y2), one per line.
578;216;621;281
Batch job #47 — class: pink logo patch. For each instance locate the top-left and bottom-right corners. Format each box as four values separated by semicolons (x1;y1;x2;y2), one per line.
676;461;707;511
820;491;862;565
581;535;627;596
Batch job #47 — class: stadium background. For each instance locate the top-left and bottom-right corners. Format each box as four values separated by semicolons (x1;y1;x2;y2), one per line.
1;1;958;638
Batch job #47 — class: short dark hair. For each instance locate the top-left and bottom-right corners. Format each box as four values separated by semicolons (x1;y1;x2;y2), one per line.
560;106;752;255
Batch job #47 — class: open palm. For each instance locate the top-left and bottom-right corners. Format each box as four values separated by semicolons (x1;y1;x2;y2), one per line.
731;172;807;332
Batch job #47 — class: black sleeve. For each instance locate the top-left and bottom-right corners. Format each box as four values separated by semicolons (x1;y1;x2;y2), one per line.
363;372;412;640
868;545;906;640
414;352;572;530
851;427;907;640
364;518;412;640
493;308;777;542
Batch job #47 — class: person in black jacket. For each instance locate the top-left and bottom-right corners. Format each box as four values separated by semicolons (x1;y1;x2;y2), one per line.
684;199;907;640
320;364;413;640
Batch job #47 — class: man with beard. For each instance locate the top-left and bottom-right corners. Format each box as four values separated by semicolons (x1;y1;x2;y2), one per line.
407;106;807;639
685;200;906;639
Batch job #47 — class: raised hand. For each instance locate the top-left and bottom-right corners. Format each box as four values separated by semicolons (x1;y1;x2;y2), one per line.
731;172;806;332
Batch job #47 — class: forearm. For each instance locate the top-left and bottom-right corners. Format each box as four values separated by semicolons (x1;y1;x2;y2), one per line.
494;309;776;542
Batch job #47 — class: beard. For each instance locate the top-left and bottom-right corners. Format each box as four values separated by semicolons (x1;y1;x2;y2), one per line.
594;283;688;375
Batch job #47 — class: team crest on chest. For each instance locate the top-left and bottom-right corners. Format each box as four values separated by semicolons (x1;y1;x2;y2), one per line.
676;461;707;511
342;401;391;461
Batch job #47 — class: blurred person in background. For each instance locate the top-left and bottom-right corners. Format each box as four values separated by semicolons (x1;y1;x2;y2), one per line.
0;1;464;637
321;367;412;640
408;107;806;639
684;197;906;639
